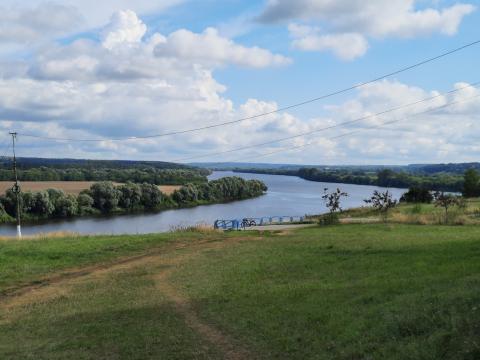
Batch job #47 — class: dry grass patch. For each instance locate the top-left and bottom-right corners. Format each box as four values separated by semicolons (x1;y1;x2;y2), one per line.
0;181;121;195
0;181;182;196
158;185;182;195
0;231;80;242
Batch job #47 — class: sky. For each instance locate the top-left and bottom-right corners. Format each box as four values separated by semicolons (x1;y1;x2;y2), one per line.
0;0;479;165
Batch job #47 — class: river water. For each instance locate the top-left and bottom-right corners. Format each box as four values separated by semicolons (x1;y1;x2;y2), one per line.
0;171;406;236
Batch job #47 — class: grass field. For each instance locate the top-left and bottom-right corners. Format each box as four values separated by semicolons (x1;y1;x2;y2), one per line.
0;181;181;195
1;224;479;359
339;198;480;226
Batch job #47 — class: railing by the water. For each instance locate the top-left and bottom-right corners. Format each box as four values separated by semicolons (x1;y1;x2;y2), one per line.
214;216;305;230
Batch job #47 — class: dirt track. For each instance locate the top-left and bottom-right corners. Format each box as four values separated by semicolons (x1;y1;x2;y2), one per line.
0;235;259;359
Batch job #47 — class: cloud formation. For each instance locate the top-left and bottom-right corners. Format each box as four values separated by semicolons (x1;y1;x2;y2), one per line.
0;3;83;44
260;0;475;59
0;9;296;160
288;24;368;60
0;4;478;165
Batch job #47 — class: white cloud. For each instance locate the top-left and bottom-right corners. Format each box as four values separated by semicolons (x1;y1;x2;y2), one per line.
0;9;295;160
0;0;183;37
289;24;368;61
0;3;83;44
0;5;478;164
102;10;147;50
262;0;475;59
154;27;291;68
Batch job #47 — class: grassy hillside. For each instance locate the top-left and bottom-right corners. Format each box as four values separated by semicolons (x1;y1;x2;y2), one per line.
1;225;479;359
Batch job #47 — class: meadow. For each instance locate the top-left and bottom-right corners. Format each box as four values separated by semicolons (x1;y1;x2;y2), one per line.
1;223;479;359
340;198;480;225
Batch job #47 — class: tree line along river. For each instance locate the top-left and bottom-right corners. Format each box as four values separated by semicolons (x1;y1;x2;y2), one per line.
0;171;406;237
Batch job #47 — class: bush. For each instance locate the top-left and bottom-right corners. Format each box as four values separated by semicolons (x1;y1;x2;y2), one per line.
318;213;339;226
400;187;433;203
365;190;397;222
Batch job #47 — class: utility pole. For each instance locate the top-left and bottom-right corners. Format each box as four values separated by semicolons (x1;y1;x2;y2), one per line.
9;132;21;238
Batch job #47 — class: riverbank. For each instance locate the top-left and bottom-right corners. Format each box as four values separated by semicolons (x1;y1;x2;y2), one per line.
0;171;406;237
232;167;463;192
1;224;479;359
0;176;267;226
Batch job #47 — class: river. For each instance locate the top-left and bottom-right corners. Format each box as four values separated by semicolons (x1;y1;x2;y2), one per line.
0;171;406;236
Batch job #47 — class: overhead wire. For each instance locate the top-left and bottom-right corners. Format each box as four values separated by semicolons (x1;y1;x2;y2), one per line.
173;81;480;162
17;39;480;143
228;93;480;162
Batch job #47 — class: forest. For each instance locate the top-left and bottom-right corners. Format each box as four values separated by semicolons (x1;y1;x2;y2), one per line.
0;177;267;224
233;167;464;192
0;167;210;185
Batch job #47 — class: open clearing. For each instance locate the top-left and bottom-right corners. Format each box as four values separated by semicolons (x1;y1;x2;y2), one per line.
0;181;181;195
1;224;479;359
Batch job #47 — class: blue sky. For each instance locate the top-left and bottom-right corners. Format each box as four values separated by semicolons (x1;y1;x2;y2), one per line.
0;0;479;165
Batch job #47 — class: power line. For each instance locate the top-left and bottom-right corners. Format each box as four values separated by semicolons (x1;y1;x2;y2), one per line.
174;82;479;162
18;39;480;143
229;93;480;162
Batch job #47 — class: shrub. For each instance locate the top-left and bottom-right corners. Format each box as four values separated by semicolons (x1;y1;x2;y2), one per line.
400;187;433;203
365;190;397;222
434;191;460;224
322;188;348;213
318;213;340;226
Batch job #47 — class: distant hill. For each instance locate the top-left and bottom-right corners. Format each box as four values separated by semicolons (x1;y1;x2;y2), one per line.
0;157;189;170
192;162;480;175
406;163;480;175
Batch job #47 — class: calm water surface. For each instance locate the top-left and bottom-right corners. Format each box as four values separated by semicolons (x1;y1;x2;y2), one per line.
0;171;406;236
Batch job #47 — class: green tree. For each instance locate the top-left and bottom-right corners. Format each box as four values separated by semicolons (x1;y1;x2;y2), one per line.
434;191;460;224
118;182;142;210
54;194;78;217
89;182;120;213
30;191;54;216
463;169;480;198
140;183;163;210
365;190;397;222
77;192;95;215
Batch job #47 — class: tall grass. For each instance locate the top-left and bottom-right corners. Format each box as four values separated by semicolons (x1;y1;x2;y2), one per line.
0;231;80;242
169;223;219;234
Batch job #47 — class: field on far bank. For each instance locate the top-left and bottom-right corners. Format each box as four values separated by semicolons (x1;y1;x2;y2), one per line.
1;224;479;359
0;181;181;195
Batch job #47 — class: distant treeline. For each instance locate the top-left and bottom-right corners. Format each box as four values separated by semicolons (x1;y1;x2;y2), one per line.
0;157;188;170
233;168;464;192
0;177;267;224
0;167;210;185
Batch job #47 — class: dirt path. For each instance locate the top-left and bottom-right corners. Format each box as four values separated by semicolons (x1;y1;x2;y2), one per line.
154;261;253;360
0;235;257;359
